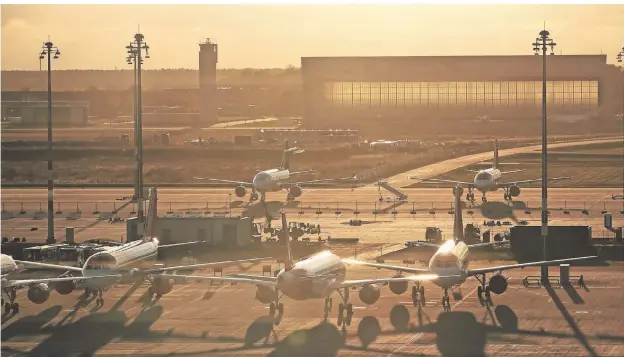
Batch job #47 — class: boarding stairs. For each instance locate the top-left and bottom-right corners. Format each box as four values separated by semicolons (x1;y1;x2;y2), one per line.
376;181;408;201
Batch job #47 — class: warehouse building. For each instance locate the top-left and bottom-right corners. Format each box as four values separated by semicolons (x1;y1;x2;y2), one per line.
1;100;89;126
127;216;253;249
301;55;623;123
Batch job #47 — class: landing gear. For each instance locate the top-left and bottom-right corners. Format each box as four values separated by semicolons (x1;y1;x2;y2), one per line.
411;285;426;306
95;290;105;306
465;189;475;203
441;288;451;312
323;296;333;320
268;291;284;325
476;274;493;306
481;194;488;203
503;188;512;202
336;288;353;327
250;191;259;202
3;289;18;314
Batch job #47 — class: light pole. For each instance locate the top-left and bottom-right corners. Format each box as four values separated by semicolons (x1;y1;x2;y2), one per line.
126;43;140;207
617;47;624;121
39;40;60;244
532;30;556;284
126;33;150;221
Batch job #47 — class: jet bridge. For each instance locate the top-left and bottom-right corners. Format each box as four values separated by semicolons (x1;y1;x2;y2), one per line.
376;181;408;201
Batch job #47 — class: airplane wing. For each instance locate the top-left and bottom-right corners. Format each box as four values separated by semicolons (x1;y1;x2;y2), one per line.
467;255;597;277
342;259;431;274
498;176;571;187
409;176;474;187
14;260;84;273
159;241;206;248
3;274;121;289
230;274;278;282
158;274;277;289
289;176;357;186
142;257;272;274
408;241;442;248
193;177;252;185
289;169;316;176
499;169;526;175
467;241;509;249
339;274;450;289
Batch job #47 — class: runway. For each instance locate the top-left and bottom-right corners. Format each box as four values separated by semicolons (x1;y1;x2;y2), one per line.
1;187;622;244
2;262;623;357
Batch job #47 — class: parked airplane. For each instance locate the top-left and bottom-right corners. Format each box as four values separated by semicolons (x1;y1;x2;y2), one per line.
1;253;119;314
16;237;271;306
159;212;443;327
195;140;354;202
343;185;597;311
410;139;570;202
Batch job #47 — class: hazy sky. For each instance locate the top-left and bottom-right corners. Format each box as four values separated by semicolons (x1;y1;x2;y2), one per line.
2;4;623;70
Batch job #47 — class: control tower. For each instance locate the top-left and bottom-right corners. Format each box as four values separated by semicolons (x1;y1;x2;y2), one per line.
199;38;218;126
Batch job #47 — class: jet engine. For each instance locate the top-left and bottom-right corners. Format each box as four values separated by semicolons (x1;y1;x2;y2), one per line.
388;274;408;295
509;185;521;197
359;284;381;305
289;185;303;198
234;185;247;198
54;280;76;295
151;275;174;296
488;274;508;295
453;186;464;197
27;283;51;304
255;285;276;304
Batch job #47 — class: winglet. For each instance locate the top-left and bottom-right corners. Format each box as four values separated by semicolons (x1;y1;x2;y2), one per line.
493;139;499;169
453;185;464;242
282;140;290;170
281;211;294;270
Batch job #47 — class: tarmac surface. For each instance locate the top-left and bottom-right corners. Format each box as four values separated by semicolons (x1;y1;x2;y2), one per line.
1;187;622;244
1;261;623;357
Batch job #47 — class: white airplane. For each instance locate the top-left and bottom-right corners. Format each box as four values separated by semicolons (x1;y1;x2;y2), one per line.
15;237;271;306
369;140;399;148
195;140;354;202
1;253;119;314
410;139;570;202
159;212;444;327
343;185;597;311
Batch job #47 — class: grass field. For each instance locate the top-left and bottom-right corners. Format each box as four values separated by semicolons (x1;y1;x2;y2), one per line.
1;133;620;186
407;141;623;188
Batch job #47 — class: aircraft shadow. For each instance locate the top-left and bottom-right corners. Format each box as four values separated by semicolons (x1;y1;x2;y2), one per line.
1;305;63;341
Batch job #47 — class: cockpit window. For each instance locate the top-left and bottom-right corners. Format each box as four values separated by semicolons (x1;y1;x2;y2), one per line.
476;172;490;180
85;254;115;270
435;254;457;269
255;173;271;183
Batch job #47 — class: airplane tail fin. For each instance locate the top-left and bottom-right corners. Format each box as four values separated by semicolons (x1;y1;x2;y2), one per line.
281;211;294;270
282;140;290;170
281;140;305;171
453;186;464;242
493;139;499;169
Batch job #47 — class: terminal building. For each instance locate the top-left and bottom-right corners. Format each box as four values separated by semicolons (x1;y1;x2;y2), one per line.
301;55;623;123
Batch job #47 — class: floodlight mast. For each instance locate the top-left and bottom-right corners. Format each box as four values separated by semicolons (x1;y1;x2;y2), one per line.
126;33;150;222
532;29;556;284
39;40;61;244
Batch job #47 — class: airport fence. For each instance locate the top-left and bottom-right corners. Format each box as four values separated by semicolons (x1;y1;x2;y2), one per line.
1;199;622;220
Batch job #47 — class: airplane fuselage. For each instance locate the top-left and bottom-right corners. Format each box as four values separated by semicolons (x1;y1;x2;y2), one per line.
252;169;291;193
473;168;502;193
81;239;159;289
275;250;346;301
1;254;19;276
427;240;470;289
